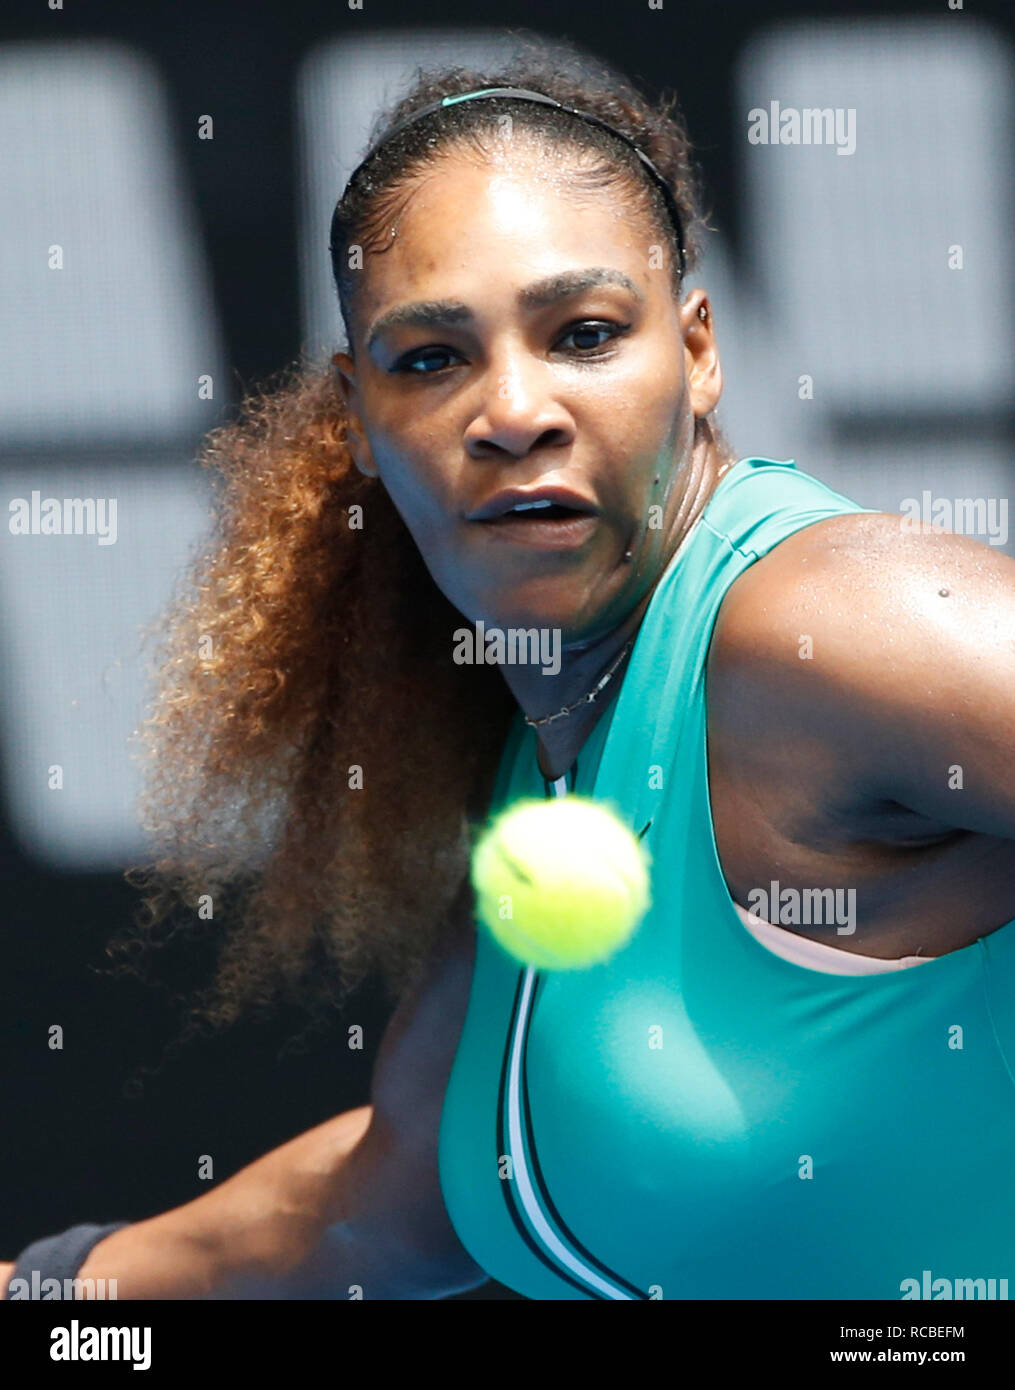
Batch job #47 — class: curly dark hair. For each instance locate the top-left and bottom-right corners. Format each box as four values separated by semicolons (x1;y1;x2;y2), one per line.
107;30;728;1066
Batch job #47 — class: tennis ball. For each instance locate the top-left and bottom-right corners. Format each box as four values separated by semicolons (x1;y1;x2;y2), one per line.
470;796;651;970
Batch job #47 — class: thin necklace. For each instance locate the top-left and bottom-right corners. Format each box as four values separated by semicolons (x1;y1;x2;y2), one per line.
523;635;636;729
522;486;714;732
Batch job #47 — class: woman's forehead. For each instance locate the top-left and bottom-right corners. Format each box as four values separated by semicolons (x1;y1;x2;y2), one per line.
353;157;666;312
385;138;648;229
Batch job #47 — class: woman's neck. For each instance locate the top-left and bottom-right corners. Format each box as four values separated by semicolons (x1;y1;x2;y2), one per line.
529;591;647;781
503;438;724;779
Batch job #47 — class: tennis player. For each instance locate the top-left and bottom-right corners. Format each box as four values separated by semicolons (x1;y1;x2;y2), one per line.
4;38;1015;1301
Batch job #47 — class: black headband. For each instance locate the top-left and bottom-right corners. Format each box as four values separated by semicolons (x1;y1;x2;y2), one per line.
331;85;687;280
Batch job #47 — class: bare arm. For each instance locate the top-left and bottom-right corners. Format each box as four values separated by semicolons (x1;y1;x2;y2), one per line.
3;881;487;1300
0;1110;368;1302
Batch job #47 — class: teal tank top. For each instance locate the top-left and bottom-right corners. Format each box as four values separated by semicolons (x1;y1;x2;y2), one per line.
437;456;1015;1300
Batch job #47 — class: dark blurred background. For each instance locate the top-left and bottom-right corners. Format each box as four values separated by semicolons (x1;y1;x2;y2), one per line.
1;0;1012;1301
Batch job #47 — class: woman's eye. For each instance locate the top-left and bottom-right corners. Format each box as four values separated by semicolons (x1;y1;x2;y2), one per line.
557;320;628;353
396;347;459;375
393;321;629;374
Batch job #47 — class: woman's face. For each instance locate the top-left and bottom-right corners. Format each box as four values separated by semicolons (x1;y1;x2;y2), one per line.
335;139;722;643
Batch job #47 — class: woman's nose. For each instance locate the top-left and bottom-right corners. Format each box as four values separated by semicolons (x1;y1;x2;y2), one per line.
464;355;575;459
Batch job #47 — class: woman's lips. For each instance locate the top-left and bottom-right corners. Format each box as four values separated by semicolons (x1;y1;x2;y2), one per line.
470;511;599;549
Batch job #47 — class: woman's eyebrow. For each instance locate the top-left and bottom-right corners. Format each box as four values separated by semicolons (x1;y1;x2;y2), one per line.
365;268;643;354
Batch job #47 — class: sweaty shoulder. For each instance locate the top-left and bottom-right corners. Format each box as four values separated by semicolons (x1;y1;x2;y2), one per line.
710;506;1014;683
708;511;903;693
706;508;1015;834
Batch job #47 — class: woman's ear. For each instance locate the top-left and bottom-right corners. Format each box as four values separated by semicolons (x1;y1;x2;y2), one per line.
680;292;723;422
332;351;379;479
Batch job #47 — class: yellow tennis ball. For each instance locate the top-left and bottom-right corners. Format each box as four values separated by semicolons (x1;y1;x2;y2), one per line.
470;796;652;970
